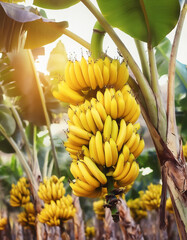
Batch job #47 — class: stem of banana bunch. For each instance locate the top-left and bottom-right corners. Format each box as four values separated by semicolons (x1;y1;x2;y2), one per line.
167;3;187;158
80;0;158;129
27;50;60;177
147;43;167;142
0;125;37;196
134;39;151;83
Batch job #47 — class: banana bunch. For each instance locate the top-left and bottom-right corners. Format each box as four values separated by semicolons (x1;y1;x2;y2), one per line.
127;195;147;221
38;195;76;226
10;177;30;207
141;184;162;211
38;175;66;204
53;57;129;105
0;217;7;231
183;143;187;160
85;226;95;238
18;202;36;229
93;199;105;220
166;197;174;214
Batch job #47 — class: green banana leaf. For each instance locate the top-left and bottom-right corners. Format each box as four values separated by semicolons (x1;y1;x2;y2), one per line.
33;0;80;10
96;0;180;47
0;104;16;136
0;2;68;52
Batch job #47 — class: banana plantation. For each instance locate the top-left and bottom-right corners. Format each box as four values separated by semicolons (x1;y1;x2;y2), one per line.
0;0;187;239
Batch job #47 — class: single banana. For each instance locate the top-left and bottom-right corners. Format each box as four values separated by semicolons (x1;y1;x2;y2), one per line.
126;132;136;149
79;111;92;132
122;145;130;162
109;138;118;166
123;93;134;116
72;114;84;129
91;107;104;131
89;135;101;165
111;120;119;142
82;145;90;157
69;125;92;140
114;61;129;90
128;153;135;163
96;90;104;105
76;178;96;192
116;119;127;151
103;115;112;142
69;61;82;90
104;141;113;167
51;182;57;200
65;60;79;90
70;161;86;182
133;139;145;157
129;104;141;124
88;63;97;90
77;161;100;188
110;96;118;119
115;90;126;118
112;153;125;178
84;156;107;185
86;108;97;134
104;88;111;115
102;64;110;86
124;123;134;143
95;101;107;122
130;134;140;152
64;141;82;151
94;62;104;88
74;60;87;89
68;107;75;122
109;60;118;85
70;182;93;195
124;97;138;122
80;56;91;87
95;131;105;166
114;161;131;181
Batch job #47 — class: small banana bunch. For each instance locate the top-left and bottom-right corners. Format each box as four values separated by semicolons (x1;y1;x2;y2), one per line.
18;202;36;229
38;195;76;226
85;226;95;238
0;217;7;231
127;192;147;221
166;197;174;214
93;199;105;220
10;177;30;207
53;57;129;105
38;175;66;204
141;184;162;211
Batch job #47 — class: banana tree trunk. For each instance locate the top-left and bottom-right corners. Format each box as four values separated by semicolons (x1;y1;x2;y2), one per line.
142;112;187;239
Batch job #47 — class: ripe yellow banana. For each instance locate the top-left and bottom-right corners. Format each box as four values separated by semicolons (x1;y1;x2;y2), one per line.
77;161;100;188
126;132;136;149
70;182;93;195
124;123;134;143
102;64;110;86
69;125;92;141
114;161;131;181
70;161;86;182
115;90;126;118
72;114;84;129
116;119;127;151
65;60;78;90
90;98;97;108
79;111;92;132
76;178;96;192
128;153;135;163
110;96;118;119
89;135;101;165
104;88;111;115
112;153;125;178
83;156;107;185
124;97;138;122
103;115;112;142
88;63;97;90
95;131;105;166
68;107;75;122
82;145;90;157
96;101;107;122
111;120;119;142
74;60;87;89
122;145;130;162
123;93;134;116
133;122;141;132
96;90;104;105
129;104;141;124
69;61;82;90
80;56;91;87
94;62;104;88
91;107;104;131
133;139;145;157
130;134;140;152
104;141;113;167
109;138;118;166
53;81;84;105
109;60;118;85
114;61;129;90
86;108;97;134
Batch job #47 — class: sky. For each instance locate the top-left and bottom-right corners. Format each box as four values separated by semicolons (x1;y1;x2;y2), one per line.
26;0;187;73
